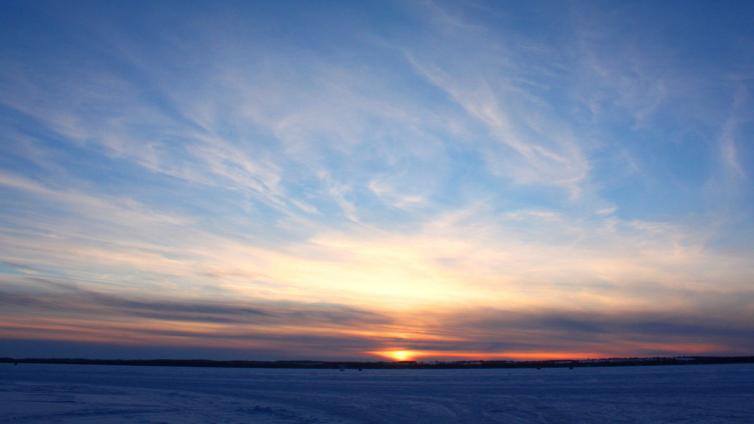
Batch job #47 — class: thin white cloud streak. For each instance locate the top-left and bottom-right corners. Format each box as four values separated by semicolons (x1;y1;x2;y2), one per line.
0;171;189;227
574;34;671;129
718;87;748;181
405;56;589;191
399;4;591;196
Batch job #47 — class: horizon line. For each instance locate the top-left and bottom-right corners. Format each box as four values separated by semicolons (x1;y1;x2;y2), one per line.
3;355;754;369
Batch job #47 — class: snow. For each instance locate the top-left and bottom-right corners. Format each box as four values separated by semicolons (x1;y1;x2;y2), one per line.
1;363;753;423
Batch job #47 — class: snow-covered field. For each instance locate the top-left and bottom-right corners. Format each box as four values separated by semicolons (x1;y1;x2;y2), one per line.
1;363;753;423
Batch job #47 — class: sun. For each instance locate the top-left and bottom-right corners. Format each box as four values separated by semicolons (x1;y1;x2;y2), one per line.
373;350;418;361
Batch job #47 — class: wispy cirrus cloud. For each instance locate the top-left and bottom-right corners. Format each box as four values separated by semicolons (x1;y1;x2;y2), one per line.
399;4;591;195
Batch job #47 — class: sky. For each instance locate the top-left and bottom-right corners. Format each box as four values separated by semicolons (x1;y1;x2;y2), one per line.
1;0;753;361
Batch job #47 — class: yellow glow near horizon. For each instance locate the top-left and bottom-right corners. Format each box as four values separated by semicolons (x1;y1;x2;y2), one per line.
366;345;722;362
374;350;419;361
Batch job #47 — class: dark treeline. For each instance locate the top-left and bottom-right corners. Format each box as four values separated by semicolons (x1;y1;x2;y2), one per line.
2;356;753;370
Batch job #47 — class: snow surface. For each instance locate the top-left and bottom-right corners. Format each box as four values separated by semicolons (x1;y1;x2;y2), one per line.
1;363;753;423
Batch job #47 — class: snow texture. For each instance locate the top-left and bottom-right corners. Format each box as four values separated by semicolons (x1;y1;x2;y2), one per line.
1;363;753;423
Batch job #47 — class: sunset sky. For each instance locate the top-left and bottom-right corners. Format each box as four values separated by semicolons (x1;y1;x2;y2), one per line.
1;0;753;361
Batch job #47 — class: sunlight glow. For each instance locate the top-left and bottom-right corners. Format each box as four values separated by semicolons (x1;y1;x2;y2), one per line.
373;350;419;362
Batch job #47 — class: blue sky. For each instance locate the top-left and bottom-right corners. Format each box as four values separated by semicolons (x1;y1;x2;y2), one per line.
1;0;753;360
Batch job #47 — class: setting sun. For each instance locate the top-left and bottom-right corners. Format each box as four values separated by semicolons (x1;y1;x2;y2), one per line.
373;350;418;362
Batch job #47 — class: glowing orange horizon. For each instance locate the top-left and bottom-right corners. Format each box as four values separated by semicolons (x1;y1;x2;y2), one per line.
370;349;610;362
370;350;422;361
368;344;722;362
0;315;725;362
